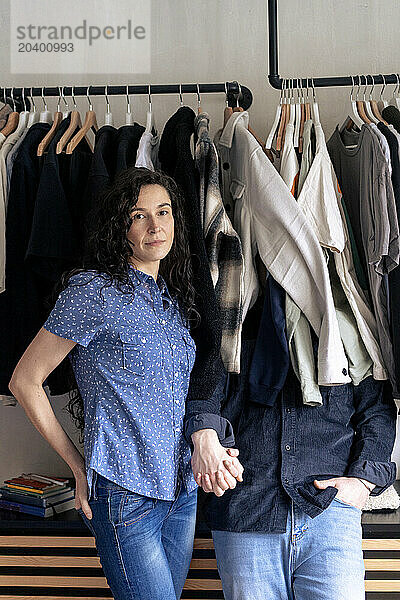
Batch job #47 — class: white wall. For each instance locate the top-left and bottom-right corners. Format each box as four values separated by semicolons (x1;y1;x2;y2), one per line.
1;0;400;484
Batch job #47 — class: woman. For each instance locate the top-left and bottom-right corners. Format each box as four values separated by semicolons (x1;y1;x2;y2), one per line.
8;167;242;600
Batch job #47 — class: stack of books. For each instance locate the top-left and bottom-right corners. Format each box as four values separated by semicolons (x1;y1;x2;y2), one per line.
0;473;75;518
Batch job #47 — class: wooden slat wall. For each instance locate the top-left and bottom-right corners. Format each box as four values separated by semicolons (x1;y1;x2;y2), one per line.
1;536;400;597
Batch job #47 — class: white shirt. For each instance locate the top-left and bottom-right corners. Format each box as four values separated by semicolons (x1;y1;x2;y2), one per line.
298;122;387;382
135;131;160;171
215;111;350;386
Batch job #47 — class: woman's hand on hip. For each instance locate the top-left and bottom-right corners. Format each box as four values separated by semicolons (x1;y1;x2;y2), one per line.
191;429;244;497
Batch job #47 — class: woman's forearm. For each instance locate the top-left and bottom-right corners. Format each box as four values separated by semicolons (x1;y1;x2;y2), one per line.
9;380;86;476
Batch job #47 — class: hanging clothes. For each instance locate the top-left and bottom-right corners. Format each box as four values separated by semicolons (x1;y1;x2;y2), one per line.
297;119;314;195
374;121;400;399
248;271;290;406
0;104;12;129
135;130;160;171
214;110;350;387
279;119;299;195
194;111;244;374
85;125;118;213
281;115;323;405
298;122;386;383
0;122;51;399
115;123;145;175
158;106;227;412
327;125;400;395
382;105;400;134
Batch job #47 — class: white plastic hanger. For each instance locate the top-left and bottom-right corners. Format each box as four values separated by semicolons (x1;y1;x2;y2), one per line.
265;83;283;150
60;86;70;119
310;79;321;126
145;85;153;134
104;85;113;126
39;87;53;124
125;85;133;125
288;78;295;126
379;74;389;109
349;75;364;129
27;88;40;128
363;76;378;124
11;87;28;134
293;78;301;147
394;74;400;111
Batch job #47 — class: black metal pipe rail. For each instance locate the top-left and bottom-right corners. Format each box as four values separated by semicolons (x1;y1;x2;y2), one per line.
0;81;253;109
268;0;398;89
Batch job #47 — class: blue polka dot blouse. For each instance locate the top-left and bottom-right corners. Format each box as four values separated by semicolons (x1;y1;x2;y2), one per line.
43;265;198;501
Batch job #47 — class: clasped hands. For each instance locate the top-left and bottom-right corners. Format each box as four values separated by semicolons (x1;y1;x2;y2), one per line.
191;429;244;496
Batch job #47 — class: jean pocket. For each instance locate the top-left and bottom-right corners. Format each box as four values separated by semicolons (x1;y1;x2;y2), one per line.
77;508;97;536
333;497;362;512
110;490;157;527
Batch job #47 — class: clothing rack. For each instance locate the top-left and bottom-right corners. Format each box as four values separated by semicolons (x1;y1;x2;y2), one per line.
268;0;399;90
0;81;253;110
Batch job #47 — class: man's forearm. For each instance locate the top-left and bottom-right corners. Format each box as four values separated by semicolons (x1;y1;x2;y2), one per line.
10;380;86;476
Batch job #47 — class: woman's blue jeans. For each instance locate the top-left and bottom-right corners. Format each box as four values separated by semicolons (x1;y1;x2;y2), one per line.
78;471;198;600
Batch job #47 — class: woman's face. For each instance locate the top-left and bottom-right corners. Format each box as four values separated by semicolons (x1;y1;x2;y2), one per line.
127;184;175;269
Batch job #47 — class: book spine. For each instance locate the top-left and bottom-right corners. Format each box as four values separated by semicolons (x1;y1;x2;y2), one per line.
5;485;44;494
0;499;44;517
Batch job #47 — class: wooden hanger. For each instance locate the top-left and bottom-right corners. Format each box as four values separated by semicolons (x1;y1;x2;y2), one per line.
37;111;62;155
265;85;283;151
56;86;82;154
64;87;96;154
0;89;19;137
370;75;389;124
37;90;64;156
0;88;19;137
0;111;18;138
66;106;97;154
276;102;288;153
356;100;372;124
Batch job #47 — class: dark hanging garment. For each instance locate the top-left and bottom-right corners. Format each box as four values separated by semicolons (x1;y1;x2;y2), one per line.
376;122;400;398
27;117;92;396
382;105;400;134
114;123;145;175
327;125;400;396
248;272;289;406
158;106;225;408
84;125;118;218
0;122;51;395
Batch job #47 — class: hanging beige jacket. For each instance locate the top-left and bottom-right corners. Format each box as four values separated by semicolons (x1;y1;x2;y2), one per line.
215;110;350;386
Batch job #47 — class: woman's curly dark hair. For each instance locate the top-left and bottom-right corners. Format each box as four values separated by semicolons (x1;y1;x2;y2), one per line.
55;167;199;443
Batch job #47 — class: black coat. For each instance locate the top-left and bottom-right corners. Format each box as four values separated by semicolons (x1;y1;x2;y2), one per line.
159;107;225;415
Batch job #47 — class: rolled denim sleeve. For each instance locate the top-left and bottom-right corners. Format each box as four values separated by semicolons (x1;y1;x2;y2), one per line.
184;413;235;448
346;377;397;495
184;356;235;448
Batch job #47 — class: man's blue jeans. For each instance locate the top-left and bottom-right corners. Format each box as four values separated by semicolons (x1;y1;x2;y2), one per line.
212;497;365;600
78;471;198;600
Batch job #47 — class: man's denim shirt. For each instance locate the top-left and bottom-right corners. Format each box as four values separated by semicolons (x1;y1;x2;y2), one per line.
185;338;397;533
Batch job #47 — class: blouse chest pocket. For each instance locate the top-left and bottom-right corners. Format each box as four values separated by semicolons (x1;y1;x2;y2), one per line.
119;330;163;375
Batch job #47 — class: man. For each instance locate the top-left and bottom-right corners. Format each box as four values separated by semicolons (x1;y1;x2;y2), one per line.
186;324;396;600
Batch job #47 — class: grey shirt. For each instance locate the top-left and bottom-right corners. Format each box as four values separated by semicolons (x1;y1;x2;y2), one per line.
327;124;400;392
